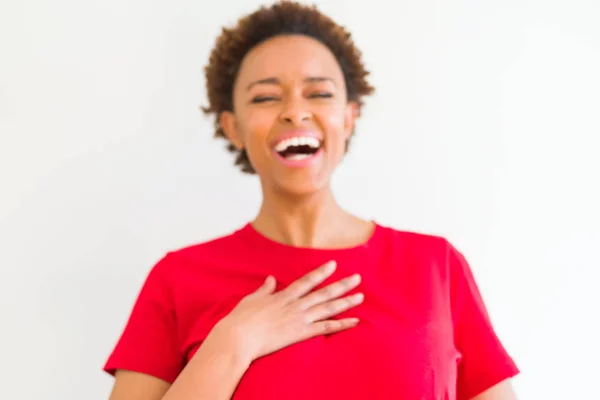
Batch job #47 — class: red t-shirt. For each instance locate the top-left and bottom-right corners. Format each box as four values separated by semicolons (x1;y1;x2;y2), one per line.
104;223;519;399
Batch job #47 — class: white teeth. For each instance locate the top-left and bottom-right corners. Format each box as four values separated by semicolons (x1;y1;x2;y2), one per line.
286;154;311;160
274;136;321;152
273;141;288;152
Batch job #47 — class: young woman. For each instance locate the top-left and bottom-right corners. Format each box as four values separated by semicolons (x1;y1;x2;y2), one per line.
104;2;519;399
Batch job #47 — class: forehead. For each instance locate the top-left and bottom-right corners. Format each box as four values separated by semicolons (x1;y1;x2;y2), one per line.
235;35;344;86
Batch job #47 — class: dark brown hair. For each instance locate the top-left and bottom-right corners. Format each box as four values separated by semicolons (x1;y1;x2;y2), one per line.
202;1;375;173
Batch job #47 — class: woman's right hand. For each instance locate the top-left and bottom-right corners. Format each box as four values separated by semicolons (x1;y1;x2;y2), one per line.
206;260;363;363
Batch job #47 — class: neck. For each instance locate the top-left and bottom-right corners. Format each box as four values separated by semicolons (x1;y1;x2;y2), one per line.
252;186;353;248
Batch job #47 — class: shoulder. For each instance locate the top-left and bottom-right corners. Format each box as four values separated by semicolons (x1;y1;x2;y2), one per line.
376;223;469;280
170;226;247;260
146;225;249;279
377;223;455;257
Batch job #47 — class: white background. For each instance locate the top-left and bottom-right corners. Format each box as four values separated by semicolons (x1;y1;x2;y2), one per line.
1;0;599;399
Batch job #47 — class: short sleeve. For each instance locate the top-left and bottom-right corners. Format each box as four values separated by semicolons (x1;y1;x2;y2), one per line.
103;253;183;383
447;242;519;400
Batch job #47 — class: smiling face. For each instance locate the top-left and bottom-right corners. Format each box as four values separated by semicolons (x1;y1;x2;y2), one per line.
220;35;358;197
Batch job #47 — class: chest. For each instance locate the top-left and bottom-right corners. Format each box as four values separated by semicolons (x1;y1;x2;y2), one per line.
236;319;459;399
176;263;460;400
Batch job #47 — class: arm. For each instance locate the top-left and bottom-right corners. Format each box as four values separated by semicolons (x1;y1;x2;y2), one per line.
109;371;169;400
109;336;250;400
447;242;520;400
106;261;362;400
470;379;516;400
161;335;250;400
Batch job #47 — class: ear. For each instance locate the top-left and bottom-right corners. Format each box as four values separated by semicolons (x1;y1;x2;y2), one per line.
343;101;360;140
220;111;244;150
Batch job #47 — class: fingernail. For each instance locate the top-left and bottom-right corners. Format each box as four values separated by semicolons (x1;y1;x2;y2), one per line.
325;261;337;272
353;293;364;303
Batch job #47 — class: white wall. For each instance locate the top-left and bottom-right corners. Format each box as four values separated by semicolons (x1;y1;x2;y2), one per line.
1;0;598;399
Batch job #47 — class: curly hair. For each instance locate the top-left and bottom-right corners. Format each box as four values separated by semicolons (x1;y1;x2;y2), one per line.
202;1;375;173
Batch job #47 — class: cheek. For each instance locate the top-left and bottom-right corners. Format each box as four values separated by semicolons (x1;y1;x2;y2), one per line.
321;102;347;127
239;109;277;146
317;106;348;144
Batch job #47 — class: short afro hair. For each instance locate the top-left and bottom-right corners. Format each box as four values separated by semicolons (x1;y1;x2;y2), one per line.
202;1;375;173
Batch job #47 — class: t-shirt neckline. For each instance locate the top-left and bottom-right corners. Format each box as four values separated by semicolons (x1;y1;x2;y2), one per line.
237;221;384;254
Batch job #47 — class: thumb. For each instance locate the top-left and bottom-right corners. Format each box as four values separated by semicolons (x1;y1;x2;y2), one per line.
254;275;276;295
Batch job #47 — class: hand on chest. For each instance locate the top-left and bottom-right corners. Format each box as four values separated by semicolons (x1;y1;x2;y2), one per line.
179;268;460;399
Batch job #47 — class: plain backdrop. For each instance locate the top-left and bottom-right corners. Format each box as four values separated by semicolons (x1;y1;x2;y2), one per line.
1;0;599;399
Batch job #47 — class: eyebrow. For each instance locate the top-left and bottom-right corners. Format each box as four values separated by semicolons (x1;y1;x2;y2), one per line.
246;76;336;91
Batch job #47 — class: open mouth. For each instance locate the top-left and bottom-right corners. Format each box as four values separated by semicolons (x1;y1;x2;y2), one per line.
273;136;322;161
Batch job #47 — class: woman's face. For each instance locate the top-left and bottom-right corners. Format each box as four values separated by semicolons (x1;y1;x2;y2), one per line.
221;35;358;197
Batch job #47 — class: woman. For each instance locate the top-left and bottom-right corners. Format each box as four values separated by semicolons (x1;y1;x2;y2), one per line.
104;2;519;399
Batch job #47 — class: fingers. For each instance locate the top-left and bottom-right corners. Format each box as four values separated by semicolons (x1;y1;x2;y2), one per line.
305;292;364;323
277;261;337;302
301;318;360;340
296;273;361;310
252;275;276;296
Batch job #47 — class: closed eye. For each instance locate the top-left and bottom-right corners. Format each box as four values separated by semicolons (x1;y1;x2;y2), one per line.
251;92;333;103
251;96;278;104
309;92;333;99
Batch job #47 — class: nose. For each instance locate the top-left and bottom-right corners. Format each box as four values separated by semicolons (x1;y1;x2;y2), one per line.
279;97;311;125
